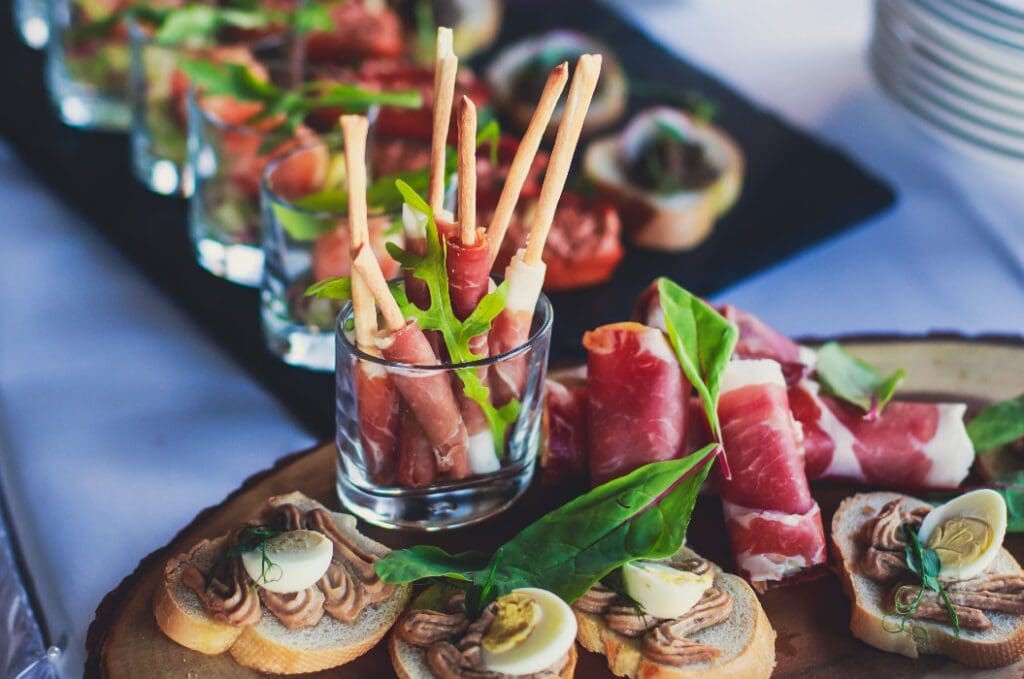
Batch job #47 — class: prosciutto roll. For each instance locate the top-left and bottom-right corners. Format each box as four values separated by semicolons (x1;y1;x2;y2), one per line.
355;360;400;485
790;378;974;488
490;251;545;406
540;375;589;486
717;359;826;588
584;322;688;486
377;320;471;479
445;230;499;474
396;408;437;488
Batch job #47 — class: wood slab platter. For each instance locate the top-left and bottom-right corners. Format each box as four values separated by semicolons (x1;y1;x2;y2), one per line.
86;336;1024;678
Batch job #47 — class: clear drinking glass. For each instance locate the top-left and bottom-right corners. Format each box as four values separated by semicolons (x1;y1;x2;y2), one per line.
334;295;553;530
14;0;50;48
46;0;132;129
187;76;380;287
260;134;407;371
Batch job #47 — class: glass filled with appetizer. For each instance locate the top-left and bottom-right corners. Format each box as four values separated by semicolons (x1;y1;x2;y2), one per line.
187;57;421;286
313;29;601;529
46;0;138;129
126;3;287;195
260;131;441;371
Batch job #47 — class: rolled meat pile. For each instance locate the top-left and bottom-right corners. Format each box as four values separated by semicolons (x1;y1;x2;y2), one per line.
717;359;827;589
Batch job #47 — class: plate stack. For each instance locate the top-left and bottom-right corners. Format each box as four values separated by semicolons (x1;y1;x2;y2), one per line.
870;0;1024;163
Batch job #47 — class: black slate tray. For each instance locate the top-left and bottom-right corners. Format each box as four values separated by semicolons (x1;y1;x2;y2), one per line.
0;0;896;441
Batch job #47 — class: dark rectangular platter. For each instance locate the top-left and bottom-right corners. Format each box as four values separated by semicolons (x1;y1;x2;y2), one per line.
0;0;896;441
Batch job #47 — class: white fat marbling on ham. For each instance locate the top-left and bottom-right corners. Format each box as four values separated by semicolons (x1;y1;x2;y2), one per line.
720;359;787;393
798;379;865;481
402;203;428;240
467;431;500;474
920;403;974;488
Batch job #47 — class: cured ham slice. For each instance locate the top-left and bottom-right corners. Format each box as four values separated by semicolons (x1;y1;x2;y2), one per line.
790;378;974;488
717;359;826;587
376;320;470;479
719;304;802;366
489;252;545;406
355;361;400;485
540;375;588;486
396;408;437;488
584;322;688;486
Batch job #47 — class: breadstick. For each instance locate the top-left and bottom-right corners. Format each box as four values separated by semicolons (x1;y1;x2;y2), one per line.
457;95;477;245
340;114;377;350
352;245;405;332
524;55;602;265
486;62;569;267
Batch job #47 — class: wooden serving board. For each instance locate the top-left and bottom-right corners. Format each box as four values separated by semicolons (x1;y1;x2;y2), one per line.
86;336;1024;678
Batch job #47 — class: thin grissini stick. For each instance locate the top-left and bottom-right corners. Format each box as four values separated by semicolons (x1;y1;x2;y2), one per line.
352;245;471;478
340;114;376;351
490;56;602;404
457;96;477;245
428;51;459;213
341;115;400;485
524;54;602;266
486;62;569;268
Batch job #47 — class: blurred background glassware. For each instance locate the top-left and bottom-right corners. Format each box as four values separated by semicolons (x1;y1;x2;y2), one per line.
260;132;421;371
47;0;134;129
14;0;50;48
127;14;283;196
334;294;553;530
871;0;1024;165
186;64;383;287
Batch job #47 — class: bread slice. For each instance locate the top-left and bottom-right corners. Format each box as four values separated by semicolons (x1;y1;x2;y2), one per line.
574;547;776;679
389;629;578;679
153;491;410;675
584;118;744;252
832;491;1024;668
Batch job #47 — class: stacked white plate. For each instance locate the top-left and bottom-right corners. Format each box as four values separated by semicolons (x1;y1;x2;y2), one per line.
870;0;1024;162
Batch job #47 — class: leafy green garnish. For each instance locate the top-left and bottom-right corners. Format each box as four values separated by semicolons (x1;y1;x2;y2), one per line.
152;5;268;46
816;341;905;420
305;276;352;301
656;278;738;445
376;444;719;614
205;525;283;590
388;181;520;455
888;524;959;636
176;57;421;150
967;394;1024;454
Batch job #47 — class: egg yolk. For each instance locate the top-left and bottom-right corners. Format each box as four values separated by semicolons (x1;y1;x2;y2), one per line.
482;593;539;653
927;517;993;569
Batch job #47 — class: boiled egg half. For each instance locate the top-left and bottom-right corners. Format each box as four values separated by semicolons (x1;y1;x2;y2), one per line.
623;560;714;619
481;588;576;676
241;529;333;594
918;489;1007;581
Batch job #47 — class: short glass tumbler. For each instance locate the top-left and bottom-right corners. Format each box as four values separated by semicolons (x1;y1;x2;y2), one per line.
47;0;131;129
187;89;307;286
14;0;49;48
261;137;402;371
335;296;553;530
127;20;196;195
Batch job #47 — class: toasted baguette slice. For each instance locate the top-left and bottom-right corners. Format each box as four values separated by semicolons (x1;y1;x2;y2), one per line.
584;110;744;252
832;491;1024;669
574;547;776;679
153;491;410;675
390;630;578;679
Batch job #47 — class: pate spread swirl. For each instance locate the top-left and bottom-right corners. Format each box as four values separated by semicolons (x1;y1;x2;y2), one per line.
397;591;570;679
859;499;1024;631
182;503;393;630
573;558;733;667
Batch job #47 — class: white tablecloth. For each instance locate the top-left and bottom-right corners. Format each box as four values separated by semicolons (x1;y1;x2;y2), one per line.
1;1;1023;676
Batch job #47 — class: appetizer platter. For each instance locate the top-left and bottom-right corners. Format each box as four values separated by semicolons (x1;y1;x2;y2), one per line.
0;0;896;439
86;335;1024;678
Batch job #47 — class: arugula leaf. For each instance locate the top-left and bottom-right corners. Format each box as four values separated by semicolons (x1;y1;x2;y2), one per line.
271;202;336;241
305;277;352;300
376;444;719;612
153;6;268;46
816;341;905;419
374;546;489;583
292;2;335;34
967;394;1024;454
476;119;501;166
390;181;520;455
656;279;738;442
